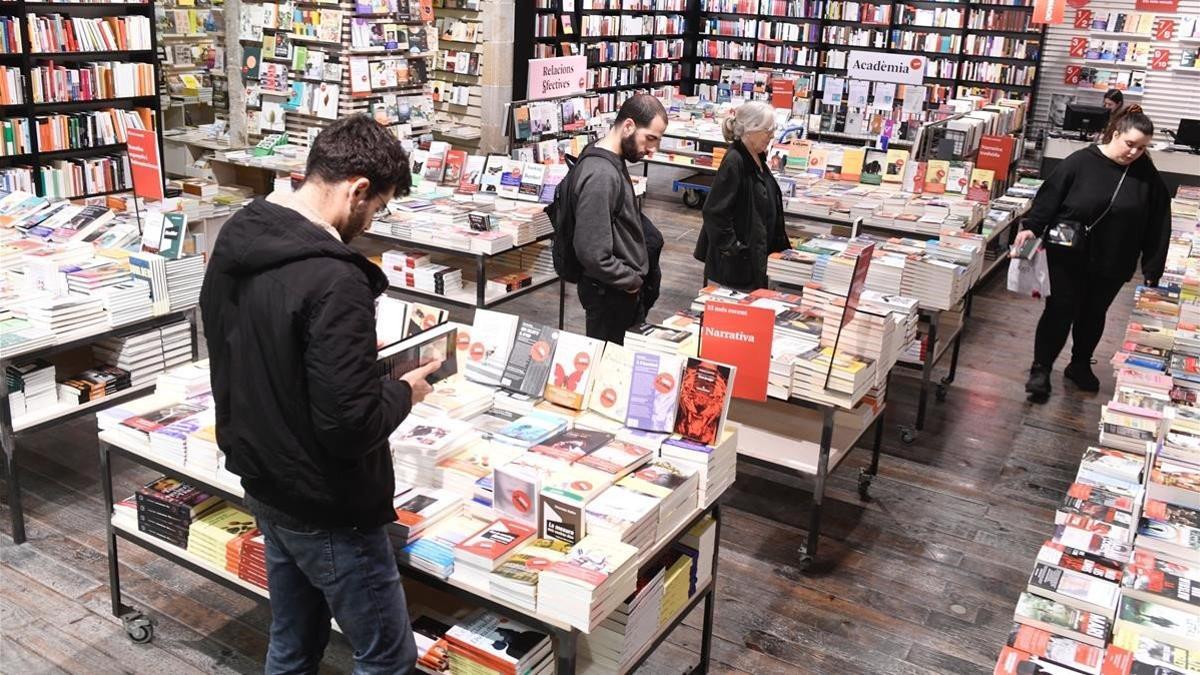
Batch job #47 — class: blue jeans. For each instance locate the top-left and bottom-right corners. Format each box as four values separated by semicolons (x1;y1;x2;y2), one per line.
257;517;417;675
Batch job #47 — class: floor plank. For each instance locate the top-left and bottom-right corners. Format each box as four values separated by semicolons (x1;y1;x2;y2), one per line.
0;180;1138;674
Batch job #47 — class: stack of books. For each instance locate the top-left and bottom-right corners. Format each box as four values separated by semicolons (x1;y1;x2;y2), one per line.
147;406;212;466
24;294;108;342
443;611;553;675
93;328;167;387
537;535;639;631
165;255;206;311
94;279;154;327
619;460;699;542
579;564;667;673
187;503;256;571
400;511;491;579
658;427;739;508
451;517;536;589
57;365;132;404
436;440;519;511
659;550;695;627
389;415;478;487
391;487;463;546
585;482;661;552
134;476;221;549
412;378;495;420
237;532;268;590
5;359;56;419
488;537;573;612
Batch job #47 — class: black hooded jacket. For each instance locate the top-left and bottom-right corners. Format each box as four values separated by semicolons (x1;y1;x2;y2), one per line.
199;198;412;530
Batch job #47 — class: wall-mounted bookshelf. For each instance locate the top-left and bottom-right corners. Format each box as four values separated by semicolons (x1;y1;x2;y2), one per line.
0;0;165;198
429;0;484;149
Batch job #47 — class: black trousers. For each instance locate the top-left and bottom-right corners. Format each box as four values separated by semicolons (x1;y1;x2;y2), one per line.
1033;250;1128;367
578;277;641;345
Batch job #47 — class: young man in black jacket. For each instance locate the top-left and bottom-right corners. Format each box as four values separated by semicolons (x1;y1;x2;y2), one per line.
200;115;438;674
571;94;667;343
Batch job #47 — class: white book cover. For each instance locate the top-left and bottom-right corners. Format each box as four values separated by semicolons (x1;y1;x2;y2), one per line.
349;57;371;95
543;333;605;412
497;159;524;199
586;343;634;423
463;309;520;386
480;155;507;194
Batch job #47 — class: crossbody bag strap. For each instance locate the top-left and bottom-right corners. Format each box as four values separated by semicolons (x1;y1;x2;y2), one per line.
1085;164;1129;234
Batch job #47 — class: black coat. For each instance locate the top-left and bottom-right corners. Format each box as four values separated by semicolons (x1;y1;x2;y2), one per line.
199;198;413;529
693;139;790;289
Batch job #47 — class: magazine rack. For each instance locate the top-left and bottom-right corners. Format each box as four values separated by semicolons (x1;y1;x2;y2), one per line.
97;409;724;672
1;309;198;544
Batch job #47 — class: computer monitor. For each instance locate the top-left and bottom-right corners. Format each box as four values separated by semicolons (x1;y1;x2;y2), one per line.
1063;103;1109;140
1177;118;1200;152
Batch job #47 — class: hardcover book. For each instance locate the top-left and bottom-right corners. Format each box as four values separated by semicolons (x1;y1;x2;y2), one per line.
673;357;735;446
624;351;684;433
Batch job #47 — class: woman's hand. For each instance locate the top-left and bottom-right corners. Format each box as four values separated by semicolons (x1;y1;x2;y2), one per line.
1011;229;1038;257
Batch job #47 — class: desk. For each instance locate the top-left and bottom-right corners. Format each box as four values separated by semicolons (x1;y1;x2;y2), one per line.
1043;136;1199;192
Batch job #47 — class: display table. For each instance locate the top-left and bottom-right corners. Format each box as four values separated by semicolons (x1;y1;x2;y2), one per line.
97;409;725;673
1;310;199;544
1042;136;1200;192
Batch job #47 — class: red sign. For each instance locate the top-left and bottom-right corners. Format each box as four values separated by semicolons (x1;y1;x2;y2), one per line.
699;301;774;402
976;135;1016;178
1064;65;1083;85
1066;0;1089;7
126;128;164;202
1073;9;1093;29
1155;18;1177;41
1032;0;1065;24
1068;37;1089;58
1151;49;1171;71
1136;0;1178;10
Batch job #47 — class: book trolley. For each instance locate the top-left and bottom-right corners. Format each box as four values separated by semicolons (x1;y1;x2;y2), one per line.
97;403;725;672
1;309;199;544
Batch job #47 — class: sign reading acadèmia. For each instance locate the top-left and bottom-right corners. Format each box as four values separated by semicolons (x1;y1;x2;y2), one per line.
846;51;927;85
527;56;588;100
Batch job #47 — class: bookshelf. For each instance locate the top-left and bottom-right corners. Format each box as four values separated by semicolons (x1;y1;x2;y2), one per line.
157;0;230;175
429;0;484;150
0;0;166;198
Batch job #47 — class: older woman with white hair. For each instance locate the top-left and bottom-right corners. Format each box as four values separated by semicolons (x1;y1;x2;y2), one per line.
693;100;790;290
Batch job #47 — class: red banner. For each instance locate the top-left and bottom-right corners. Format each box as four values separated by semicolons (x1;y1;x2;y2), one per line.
1032;0;1065;24
1136;0;1178;10
699;301;775;402
126;128;164;202
1064;65;1082;85
1151;49;1171;71
1155;18;1177;41
1068;37;1089;58
1073;9;1093;29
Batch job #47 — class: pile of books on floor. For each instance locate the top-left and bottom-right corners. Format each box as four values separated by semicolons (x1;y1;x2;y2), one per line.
998;208;1200;673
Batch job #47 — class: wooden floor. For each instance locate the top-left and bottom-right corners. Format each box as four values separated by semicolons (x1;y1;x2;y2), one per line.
0;180;1135;674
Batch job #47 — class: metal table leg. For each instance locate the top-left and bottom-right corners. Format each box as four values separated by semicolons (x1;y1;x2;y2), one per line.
555;628;578;675
859;406;885;501
800;406;835;572
2;435;24;545
696;503;721;674
475;256;487;308
558;279;566;330
916;311;940;432
100;442;154;643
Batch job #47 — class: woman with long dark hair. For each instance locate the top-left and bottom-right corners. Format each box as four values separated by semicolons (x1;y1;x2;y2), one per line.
1013;105;1171;402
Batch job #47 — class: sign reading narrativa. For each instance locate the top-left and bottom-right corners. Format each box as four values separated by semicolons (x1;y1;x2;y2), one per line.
527;56;587;100
846;51;927;85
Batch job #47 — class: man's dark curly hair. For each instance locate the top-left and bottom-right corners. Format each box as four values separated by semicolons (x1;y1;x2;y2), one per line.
304;114;412;199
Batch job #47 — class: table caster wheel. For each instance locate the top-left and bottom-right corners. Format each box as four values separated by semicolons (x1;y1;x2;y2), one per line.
682;190;703;208
899;426;916;444
935;384;948;402
857;469;874;501
122;611;154;644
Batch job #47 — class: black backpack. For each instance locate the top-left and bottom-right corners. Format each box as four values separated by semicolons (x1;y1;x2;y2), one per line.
545;146;627;284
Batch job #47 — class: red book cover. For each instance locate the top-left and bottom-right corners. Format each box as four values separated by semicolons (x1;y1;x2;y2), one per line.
1100;646;1134;675
443;150;467;185
456;518;535;563
674;357;735;446
1007;625;1104;673
699;301;773;401
977;135;1015;178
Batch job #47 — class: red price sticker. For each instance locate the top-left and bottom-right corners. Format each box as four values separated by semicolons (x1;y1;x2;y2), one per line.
1155;18;1177;41
1074;9;1093;29
1150;48;1171;70
1069;37;1089;58
1064;65;1083;85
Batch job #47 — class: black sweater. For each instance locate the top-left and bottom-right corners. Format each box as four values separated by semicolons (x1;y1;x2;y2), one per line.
1022;144;1171;282
199;199;413;530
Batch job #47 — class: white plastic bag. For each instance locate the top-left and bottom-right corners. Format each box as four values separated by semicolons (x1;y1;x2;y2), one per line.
1006;248;1051;299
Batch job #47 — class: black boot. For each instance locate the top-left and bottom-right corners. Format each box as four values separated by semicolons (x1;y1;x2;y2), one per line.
1064;359;1100;392
1026;363;1051;402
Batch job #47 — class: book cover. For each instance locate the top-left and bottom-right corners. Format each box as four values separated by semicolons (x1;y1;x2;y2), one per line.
480;155;507;194
576;440;652;477
491;538;572;588
531;429;613;463
945;160;973;195
443;610;548;671
443;149;467;185
540;465;613;545
499;320;558;398
1005;625;1105;675
136;476;221;520
673;357;735;447
544;333;605;411
463;309;520;386
1117;596;1200;651
1014;592;1110;648
543;535;638;590
1027;562;1120;618
405;302;449;338
586;343;634;422
455;517;536;567
967;168;996;202
493;453;566;526
123;402;207;434
624;351;684;434
861;149;886;185
925;159;949;194
839;147;866;183
498;160;524;199
882;148;908;184
460;155;486;192
698;300;774;401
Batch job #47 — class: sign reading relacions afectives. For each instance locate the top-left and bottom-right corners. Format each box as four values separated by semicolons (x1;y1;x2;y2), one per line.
845;51;926;86
527;56;587;101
